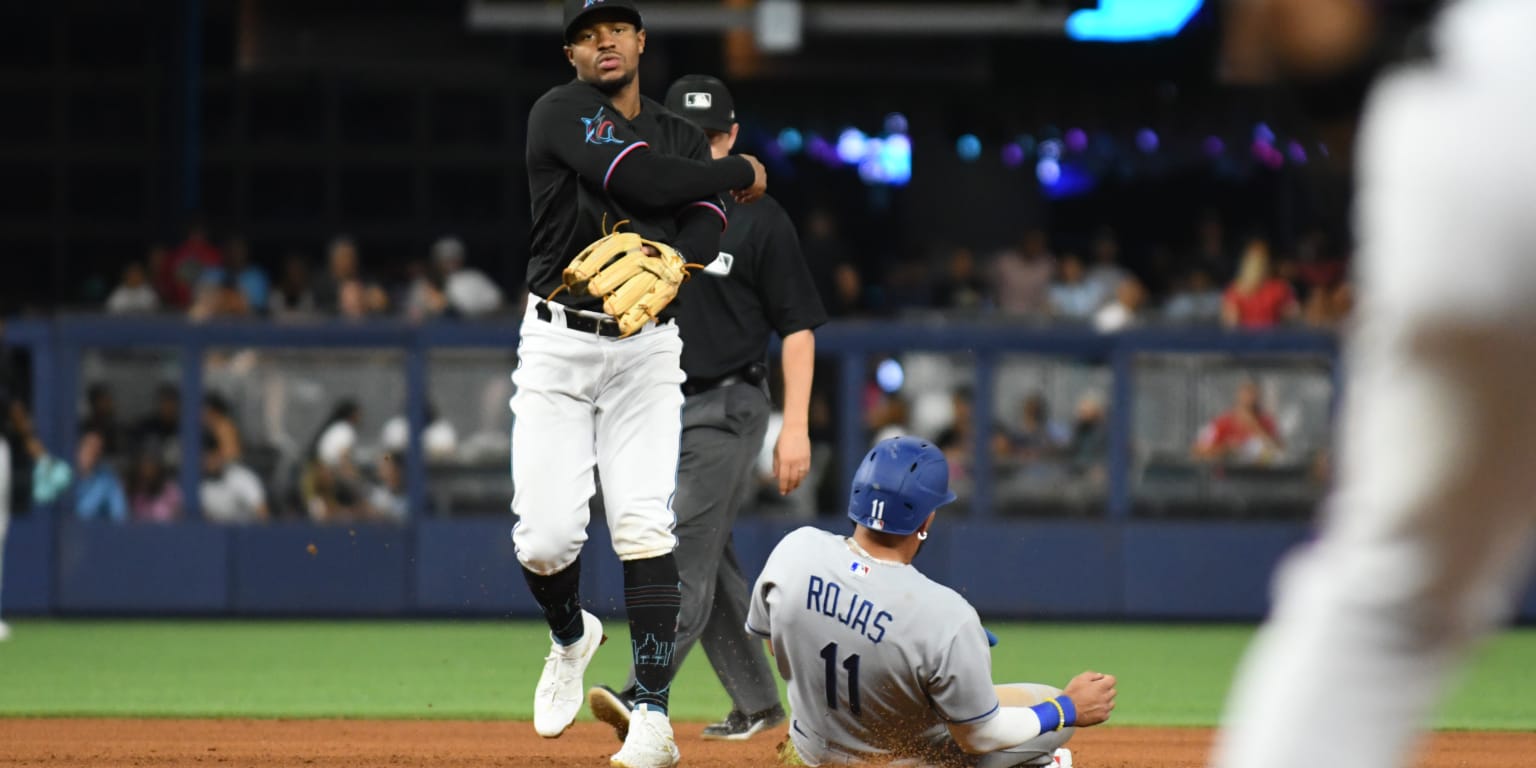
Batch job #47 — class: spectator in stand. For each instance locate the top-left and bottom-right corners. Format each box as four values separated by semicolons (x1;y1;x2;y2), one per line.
1192;378;1285;465
200;238;270;313
866;392;910;446
1164;268;1226;325
1049;253;1106;321
1067;392;1109;481
126;449;181;523
401;260;452;322
1304;279;1356;329
380;404;458;463
78;383;126;462
315;237;389;316
803;208;864;317
199;432;268;525
931;245;988;311
161;221;223;309
367;452;409;523
1222;239;1299;330
337;277;388;321
203;393;242;464
302;400;371;522
1012;393;1070;461
105;262;160;314
131;384;180;465
1093;277;1148;333
313;237;358;312
188;275;251;322
72;430;126;522
993;228;1054;317
1085;228;1131;302
832;262;868;317
269;253;318;320
935;387;1012;481
1189;211;1232;281
433;237;503;317
146;243;175;305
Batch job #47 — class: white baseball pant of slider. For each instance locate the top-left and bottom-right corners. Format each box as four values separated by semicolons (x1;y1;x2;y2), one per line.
1215;2;1536;767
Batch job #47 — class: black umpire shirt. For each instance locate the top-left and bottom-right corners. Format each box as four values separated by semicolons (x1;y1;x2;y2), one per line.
676;194;828;381
525;80;755;313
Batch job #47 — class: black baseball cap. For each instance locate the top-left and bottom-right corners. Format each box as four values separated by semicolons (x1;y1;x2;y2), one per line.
563;0;644;43
664;74;736;134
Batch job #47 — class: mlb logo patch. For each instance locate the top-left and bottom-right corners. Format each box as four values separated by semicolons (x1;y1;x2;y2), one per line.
684;92;712;110
870;518;884;531
849;561;870;577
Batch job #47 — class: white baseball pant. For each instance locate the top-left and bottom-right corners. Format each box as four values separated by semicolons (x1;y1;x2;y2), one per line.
510;298;685;574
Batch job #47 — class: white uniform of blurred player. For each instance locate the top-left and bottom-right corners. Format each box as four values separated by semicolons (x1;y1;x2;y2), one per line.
1216;1;1536;767
748;436;1117;767
0;435;11;641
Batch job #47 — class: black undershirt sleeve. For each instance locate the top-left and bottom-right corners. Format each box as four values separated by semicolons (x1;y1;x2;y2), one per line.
606;152;754;211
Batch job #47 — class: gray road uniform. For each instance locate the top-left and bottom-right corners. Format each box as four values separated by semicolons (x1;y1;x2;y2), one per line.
748;527;1071;767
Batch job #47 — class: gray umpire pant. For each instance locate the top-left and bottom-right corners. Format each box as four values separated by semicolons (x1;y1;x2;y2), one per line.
625;381;781;715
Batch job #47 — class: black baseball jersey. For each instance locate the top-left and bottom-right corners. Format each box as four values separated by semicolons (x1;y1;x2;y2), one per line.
525;79;752;312
676;193;828;380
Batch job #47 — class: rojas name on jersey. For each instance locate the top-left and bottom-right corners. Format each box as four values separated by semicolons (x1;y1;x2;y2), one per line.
806;574;892;644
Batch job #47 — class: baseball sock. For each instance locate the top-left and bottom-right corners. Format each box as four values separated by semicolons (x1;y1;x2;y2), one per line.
622;554;681;714
523;557;585;646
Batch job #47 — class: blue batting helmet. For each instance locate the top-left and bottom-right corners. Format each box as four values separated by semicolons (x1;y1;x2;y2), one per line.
847;436;957;535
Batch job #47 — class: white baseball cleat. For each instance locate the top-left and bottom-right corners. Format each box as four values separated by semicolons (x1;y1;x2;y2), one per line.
610;705;680;768
1052;747;1073;768
0;620;10;642
532;610;605;738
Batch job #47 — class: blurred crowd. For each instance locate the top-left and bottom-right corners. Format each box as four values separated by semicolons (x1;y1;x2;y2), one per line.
96;210;1350;334
807;209;1352;332
103;222;507;324
7;380;430;526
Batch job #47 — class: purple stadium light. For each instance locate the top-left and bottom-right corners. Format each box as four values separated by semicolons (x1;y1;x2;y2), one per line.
1203;136;1225;156
1001;143;1026;168
1136;128;1159;153
884;112;909;135
1286;140;1308;164
1065;128;1089;153
1253;122;1276;145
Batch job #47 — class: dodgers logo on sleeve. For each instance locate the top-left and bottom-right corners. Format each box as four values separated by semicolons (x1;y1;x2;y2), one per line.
581;106;625;146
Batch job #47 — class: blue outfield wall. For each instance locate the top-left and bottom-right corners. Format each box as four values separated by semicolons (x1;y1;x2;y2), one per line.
6;316;1536;621
13;516;1536;620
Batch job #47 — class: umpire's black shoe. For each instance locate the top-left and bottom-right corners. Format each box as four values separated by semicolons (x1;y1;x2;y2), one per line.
700;704;786;741
587;685;635;742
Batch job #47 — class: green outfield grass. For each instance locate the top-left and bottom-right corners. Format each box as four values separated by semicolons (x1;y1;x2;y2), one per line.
0;620;1532;728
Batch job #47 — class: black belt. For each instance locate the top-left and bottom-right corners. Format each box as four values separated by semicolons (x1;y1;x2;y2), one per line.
535;300;670;337
683;362;767;397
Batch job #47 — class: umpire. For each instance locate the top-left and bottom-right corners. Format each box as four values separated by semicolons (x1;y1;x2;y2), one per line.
589;74;827;742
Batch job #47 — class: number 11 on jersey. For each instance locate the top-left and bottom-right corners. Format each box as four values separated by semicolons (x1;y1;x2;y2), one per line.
820;642;862;715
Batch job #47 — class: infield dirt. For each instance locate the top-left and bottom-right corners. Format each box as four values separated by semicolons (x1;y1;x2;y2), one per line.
0;719;1524;767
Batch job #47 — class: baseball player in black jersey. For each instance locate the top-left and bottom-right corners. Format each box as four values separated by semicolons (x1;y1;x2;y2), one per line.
514;3;767;767
588;74;828;744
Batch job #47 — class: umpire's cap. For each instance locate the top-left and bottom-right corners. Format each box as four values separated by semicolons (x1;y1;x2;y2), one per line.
847;436;957;535
564;0;644;43
664;74;736;134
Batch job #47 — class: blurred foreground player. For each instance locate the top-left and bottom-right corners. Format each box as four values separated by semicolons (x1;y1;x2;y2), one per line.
1215;2;1536;767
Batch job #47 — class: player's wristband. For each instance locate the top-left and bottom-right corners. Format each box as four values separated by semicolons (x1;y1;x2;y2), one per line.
1028;696;1078;732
